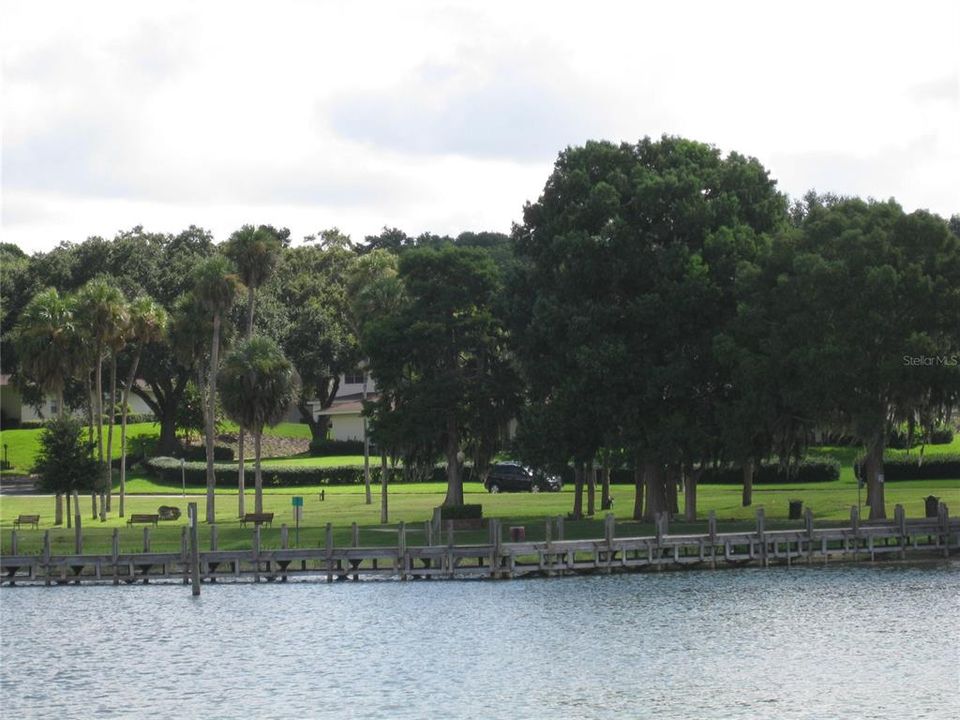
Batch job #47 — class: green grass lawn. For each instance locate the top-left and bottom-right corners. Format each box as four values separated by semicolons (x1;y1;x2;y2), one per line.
2;475;957;555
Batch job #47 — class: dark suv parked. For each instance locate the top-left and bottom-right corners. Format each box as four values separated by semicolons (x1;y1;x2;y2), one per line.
484;462;562;493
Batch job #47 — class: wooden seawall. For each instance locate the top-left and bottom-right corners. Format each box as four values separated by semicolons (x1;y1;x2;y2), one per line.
2;504;956;587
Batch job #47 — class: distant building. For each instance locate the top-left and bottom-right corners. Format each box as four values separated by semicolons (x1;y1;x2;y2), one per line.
315;373;377;441
0;374;154;426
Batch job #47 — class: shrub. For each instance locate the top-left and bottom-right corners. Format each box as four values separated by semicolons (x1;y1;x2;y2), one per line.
177;445;235;462
931;427;954;445
439;504;483;520
854;454;960;481
309;438;364;456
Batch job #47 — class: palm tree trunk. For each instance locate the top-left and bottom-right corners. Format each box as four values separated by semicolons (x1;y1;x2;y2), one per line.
66;492;72;529
56;389;64;525
684;468;699;522
119;347;142;518
104;351;118;516
205;313;221;523
237;430;246;518
380;452;389;523
601;459;611;510
254;430;263;514
95;343;104;463
363;372;371;505
643;463;667;522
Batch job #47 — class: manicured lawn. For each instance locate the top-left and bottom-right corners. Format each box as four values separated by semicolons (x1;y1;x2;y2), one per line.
0;421;315;476
2;476;956;555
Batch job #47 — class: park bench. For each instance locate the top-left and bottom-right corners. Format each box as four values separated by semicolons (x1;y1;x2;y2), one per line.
127;514;159;527
240;512;274;528
13;515;40;530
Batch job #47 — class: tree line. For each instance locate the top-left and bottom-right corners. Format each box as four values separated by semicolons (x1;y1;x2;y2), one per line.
3;135;959;523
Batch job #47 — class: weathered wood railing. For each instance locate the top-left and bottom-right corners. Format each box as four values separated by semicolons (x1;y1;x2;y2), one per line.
1;503;955;587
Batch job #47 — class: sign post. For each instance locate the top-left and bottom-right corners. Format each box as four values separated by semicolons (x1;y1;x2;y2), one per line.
292;496;304;547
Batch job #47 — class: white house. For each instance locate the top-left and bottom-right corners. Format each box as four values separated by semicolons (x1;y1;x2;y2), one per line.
315;372;377;441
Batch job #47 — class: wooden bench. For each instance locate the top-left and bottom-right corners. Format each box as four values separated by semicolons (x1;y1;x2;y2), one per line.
127;514;159;527
13;515;39;530
240;512;274;528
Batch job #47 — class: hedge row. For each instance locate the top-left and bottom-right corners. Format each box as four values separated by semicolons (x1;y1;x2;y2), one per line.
854;455;960;481
144;457;483;486
555;460;839;485
308;439;365;456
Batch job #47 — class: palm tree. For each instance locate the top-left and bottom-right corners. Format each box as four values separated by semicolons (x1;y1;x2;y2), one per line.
75;279;127;520
118;296;168;517
225;225;283;517
219;337;299;514
192;256;242;523
103;299;130;513
13;288;78;525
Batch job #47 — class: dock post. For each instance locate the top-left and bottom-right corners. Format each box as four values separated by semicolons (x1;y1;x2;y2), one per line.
708;510;717;569
281;524;289;549
398;521;407;580
895;504;906;559
10;530;17;557
804;508;814;563
446;520;455;579
112;529;120;585
210;524;218;551
425;519;434;547
74;499;83;555
180;527;188;584
143;526;150;553
604;513;614;571
352;522;359;548
325;522;334;583
939;503;950;558
43;531;51;586
850;506;860;561
756;508;766;567
557;515;564;541
188;502;200;596
253;526;261;583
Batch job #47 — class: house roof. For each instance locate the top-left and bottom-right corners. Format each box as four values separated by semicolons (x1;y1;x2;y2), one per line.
316;392;378;416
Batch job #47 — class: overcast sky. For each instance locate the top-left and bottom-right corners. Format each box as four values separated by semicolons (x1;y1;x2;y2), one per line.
3;0;958;253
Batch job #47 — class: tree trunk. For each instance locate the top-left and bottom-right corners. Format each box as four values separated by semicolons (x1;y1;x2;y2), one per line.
86;373;94;447
380;452;389;524
237;429;246;518
66;493;72;529
667;465;679;515
156;404;180;455
363;373;371;505
104;351;118;516
865;439;887;520
442;414;463;506
586;461;596;516
95;344;104;464
601;460;612;511
643;462;667;522
632;464;644;521
254;429;263;515
684;468;700;522
119;347;142;519
55;494;64;526
91;492;97;520
742;459;754;507
205;313;221;523
571;463;584;520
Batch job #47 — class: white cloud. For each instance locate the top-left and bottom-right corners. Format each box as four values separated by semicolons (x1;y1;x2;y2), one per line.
2;0;959;254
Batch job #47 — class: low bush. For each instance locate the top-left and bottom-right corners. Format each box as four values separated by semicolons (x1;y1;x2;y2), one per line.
439;504;483;520
308;438;364;456
854;454;960;481
176;445;235;462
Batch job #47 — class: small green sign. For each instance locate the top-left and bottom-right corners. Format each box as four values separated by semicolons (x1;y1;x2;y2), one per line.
292;496;304;507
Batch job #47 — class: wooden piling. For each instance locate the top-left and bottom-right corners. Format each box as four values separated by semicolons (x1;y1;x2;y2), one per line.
352;522;359;548
10;531;17;557
895;504;907;559
398;521;407;580
188;502;200;596
180;527;188;584
210;524;218;551
42;531;51;586
850;506;860;561
756;508;767;567
708;510;717;568
556;515;564;541
325;522;334;583
143;527;150;553
74;500;83;555
253;526;261;583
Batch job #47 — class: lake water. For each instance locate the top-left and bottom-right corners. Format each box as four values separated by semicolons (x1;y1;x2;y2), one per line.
1;562;958;719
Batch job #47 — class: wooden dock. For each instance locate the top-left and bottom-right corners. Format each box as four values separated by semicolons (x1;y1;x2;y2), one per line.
2;504;956;587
